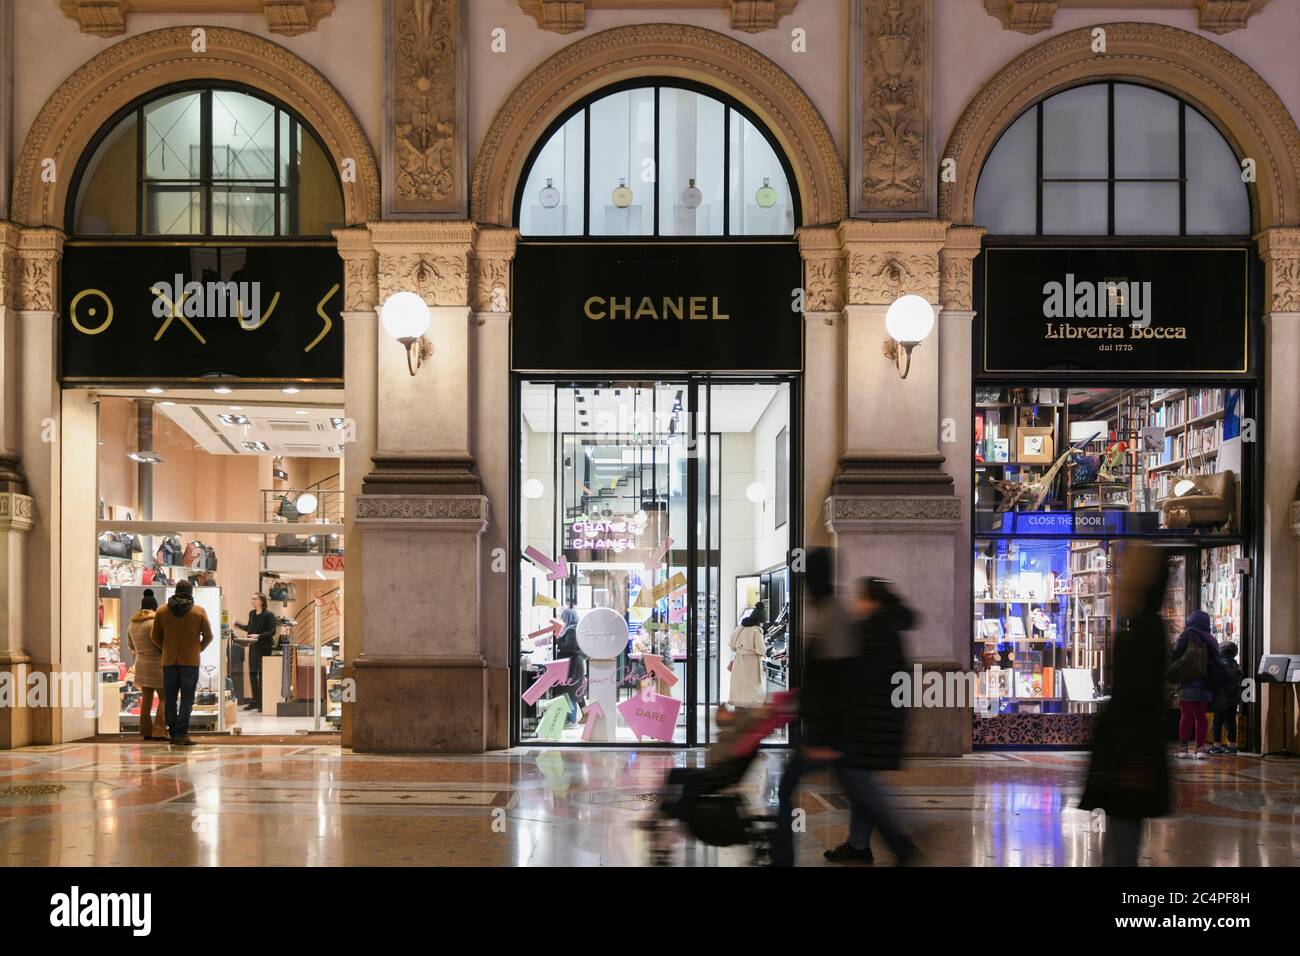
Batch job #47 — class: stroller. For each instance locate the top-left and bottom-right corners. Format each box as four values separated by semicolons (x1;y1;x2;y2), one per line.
642;690;797;865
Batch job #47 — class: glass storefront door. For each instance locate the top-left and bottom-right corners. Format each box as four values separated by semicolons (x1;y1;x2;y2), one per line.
514;377;794;746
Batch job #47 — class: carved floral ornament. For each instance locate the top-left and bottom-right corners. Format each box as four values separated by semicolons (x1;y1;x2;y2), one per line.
59;1;336;37
857;0;929;215
516;0;798;35
14;229;64;314
981;1;1271;36
1257;227;1300;315
392;0;464;214
369;221;475;308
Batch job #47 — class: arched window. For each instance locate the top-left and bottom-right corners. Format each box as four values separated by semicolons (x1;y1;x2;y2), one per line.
974;82;1250;236
70;85;345;238
516;81;798;237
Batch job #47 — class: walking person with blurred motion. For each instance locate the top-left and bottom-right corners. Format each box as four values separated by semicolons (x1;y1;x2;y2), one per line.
1078;544;1171;866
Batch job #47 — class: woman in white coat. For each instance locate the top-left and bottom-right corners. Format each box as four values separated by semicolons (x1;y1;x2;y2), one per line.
728;605;768;706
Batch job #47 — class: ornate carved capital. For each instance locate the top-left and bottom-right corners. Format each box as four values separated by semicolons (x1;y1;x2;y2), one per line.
831;493;961;522
333;227;378;312
370;221;475;307
59;1;335;37
729;0;798;33
0;222;19;312
388;0;467;217
981;0;1056;34
470;226;518;314
1198;0;1270;34
0;490;34;531
1289;499;1300;538
1257;226;1300;313
853;0;931;215
15;228;64;313
839;219;947;306
518;0;584;33
940;224;985;312
797;225;844;313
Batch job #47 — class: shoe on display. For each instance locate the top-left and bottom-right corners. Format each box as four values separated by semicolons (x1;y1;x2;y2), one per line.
824;842;874;863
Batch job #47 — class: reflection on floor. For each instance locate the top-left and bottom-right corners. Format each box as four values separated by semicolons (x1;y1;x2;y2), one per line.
0;745;1295;866
230;713;335;736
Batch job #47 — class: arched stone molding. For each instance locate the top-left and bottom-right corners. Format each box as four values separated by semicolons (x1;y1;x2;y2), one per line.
470;23;845;229
10;26;379;229
939;21;1300;232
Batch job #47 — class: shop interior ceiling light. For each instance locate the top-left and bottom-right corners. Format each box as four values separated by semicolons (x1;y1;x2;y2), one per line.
295;492;319;515
523;479;545;499
381;290;433;376
127;450;163;464
882;294;936;380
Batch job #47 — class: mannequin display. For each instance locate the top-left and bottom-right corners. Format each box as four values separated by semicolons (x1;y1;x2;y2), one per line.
728;605;768;706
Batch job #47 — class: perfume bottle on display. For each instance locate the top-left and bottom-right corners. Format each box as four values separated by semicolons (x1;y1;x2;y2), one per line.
539;177;560;208
682;178;702;208
755;176;777;208
612;178;633;208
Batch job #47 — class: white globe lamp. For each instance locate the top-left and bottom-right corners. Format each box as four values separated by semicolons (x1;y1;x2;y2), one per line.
381;291;432;375
883;294;936;379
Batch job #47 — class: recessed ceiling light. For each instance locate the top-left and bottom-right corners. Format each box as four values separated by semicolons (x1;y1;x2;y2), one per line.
241;440;271;452
127;450;164;463
160;401;175;407
294;410;308;415
282;387;300;395
229;406;244;411
145;386;164;395
213;386;232;395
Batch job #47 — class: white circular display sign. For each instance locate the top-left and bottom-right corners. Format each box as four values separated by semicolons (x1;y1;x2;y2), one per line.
576;606;629;660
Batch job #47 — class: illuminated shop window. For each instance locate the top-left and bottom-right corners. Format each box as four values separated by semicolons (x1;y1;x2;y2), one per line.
71;86;344;238
517;82;797;237
974;82;1250;236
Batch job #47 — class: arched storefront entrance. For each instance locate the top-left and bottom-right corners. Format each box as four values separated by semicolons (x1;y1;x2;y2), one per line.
1;28;378;747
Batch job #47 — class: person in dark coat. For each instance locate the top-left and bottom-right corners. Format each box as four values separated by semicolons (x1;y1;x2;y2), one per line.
234;593;278;710
555;603;586;723
1170;609;1223;759
1209;642;1243;755
773;552;918;866
1079;543;1171;866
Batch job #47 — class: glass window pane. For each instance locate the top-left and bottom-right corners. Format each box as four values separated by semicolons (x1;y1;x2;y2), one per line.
729;112;794;235
211;91;276;181
211;186;276;236
519;111;585;236
143;186;203;234
1114;182;1180;235
588;88;654;237
74;112;138;235
1185;109;1250;235
293;131;344;235
1042;182;1108;234
974;107;1036;234
1114;84;1180;179
1042;84;1108;178
143;92;202;180
658;89;724;236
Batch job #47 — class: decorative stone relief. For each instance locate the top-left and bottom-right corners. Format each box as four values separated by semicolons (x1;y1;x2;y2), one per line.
940;224;985;312
832;495;961;522
796;225;843;313
840;218;946;305
729;0;799;32
981;0;1057;34
59;1;335;37
389;0;466;216
1197;0;1271;34
0;223;18;311
854;0;930;215
355;495;486;522
1290;499;1300;537
981;1;1269;36
15;228;62;313
1258;227;1300;314
0;492;35;531
371;222;475;308
470;226;517;314
518;0;585;33
333;227;378;312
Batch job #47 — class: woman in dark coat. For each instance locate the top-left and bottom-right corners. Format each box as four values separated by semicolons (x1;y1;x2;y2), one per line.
1079;543;1171;866
555;604;586;722
1170;610;1222;759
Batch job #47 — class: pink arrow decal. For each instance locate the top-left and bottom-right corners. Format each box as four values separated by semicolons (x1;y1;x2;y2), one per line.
617;692;682;742
521;657;570;707
580;701;605;741
643;653;680;688
523;546;569;581
527;618;564;641
643;537;673;570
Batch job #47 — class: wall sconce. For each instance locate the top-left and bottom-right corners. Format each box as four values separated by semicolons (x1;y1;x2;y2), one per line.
381;291;433;376
881;294;936;380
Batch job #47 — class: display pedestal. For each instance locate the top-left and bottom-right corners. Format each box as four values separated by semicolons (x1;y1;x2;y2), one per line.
585;659;617;741
97;682;122;734
261;655;282;716
352;494;505;753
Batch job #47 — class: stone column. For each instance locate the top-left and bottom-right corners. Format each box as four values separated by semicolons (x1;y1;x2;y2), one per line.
797;224;844;543
470;225;515;749
334;226;378;749
352;221;497;752
1257;227;1300;754
829;218;969;755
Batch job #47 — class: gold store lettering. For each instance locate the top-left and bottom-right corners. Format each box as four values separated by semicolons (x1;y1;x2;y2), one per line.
584;296;731;321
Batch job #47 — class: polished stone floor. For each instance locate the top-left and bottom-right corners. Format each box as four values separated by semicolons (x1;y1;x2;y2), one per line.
0;744;1295;866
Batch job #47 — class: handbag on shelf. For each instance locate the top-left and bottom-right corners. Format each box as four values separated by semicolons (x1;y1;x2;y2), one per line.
155;535;183;567
97;532;132;559
269;582;294;603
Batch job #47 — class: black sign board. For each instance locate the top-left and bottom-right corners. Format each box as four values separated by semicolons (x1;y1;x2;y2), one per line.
61;244;343;382
981;247;1250;375
511;242;803;372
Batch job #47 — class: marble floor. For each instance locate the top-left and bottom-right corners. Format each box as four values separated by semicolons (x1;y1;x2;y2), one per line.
0;744;1295;866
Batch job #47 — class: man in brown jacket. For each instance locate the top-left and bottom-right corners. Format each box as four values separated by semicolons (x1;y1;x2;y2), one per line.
150;580;214;746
